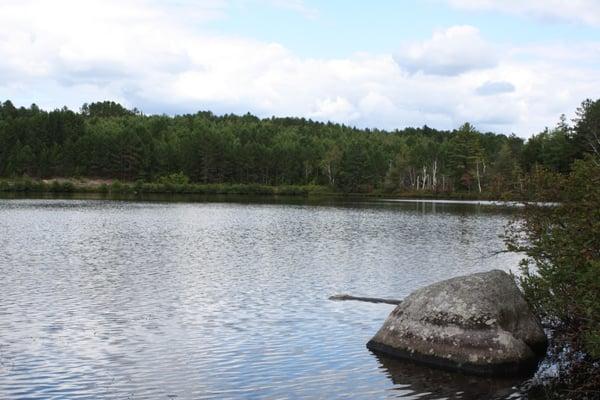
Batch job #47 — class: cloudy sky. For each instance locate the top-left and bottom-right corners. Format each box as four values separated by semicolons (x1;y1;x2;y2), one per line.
1;0;599;137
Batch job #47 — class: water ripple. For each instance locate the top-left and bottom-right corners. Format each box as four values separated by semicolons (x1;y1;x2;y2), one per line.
0;199;523;399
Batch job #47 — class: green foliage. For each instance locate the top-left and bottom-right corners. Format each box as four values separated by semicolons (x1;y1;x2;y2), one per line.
0;98;597;197
521;127;576;174
573;99;600;160
80;101;139;118
157;172;190;185
505;102;600;396
448;123;485;192
46;180;75;192
110;180;125;193
505;156;600;397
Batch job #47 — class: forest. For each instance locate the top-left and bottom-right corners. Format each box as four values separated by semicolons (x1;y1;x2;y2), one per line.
0;98;598;198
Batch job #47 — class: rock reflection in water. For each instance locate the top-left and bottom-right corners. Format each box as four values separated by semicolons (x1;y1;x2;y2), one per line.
373;353;525;399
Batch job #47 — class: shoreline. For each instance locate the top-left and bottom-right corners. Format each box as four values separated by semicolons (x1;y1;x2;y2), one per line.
0;177;528;202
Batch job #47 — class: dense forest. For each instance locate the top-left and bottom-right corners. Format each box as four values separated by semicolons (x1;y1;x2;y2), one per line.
0;98;598;197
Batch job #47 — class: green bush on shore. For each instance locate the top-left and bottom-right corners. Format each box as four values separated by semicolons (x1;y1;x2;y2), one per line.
505;156;600;398
0;178;334;197
0;177;528;200
0;175;567;202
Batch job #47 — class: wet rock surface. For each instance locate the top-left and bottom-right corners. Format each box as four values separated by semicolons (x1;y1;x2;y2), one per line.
367;270;547;376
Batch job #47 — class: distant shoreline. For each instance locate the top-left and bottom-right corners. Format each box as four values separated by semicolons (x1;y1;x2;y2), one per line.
0;177;528;202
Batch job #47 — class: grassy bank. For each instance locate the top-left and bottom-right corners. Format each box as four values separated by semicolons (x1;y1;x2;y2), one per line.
0;177;526;201
0;177;330;196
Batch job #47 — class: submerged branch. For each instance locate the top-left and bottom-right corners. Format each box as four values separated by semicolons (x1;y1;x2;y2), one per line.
328;294;402;305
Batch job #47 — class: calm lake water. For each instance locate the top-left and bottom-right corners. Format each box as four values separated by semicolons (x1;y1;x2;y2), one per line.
0;197;527;399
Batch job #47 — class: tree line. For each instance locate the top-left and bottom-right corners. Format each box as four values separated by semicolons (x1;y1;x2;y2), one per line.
0;98;598;197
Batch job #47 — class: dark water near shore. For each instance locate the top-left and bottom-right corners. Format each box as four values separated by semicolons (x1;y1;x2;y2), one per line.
0;197;526;399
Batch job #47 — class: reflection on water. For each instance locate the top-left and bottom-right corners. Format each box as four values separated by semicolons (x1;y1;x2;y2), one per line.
374;354;524;399
0;198;525;399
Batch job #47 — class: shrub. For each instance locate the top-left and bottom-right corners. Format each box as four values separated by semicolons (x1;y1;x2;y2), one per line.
157;172;190;185
134;180;144;193
50;180;62;192
61;181;75;192
505;156;600;397
110;180;124;193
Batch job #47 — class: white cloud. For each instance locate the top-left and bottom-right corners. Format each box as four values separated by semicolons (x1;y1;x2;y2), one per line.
0;1;599;137
310;97;360;122
394;26;497;76
359;92;396;115
446;0;600;26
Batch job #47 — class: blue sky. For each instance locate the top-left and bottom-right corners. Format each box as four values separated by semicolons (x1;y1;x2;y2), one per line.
215;1;599;57
1;0;600;137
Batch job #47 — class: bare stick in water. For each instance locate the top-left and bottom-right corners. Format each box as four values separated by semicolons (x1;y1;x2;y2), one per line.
328;294;402;305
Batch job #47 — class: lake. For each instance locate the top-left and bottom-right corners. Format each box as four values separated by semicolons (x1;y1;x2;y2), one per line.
0;197;527;399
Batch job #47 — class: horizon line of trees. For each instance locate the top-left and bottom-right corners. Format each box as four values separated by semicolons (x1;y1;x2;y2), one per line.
0;98;598;195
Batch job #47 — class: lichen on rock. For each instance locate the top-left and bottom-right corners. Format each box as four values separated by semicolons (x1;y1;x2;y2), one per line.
367;270;547;376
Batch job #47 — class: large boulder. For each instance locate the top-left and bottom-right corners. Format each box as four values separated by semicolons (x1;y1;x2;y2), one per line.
367;270;547;376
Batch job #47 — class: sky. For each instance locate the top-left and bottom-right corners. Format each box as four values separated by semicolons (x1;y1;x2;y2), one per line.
1;0;600;137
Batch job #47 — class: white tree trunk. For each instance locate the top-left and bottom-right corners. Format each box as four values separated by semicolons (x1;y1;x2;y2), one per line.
476;160;482;193
432;160;438;190
326;163;334;186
